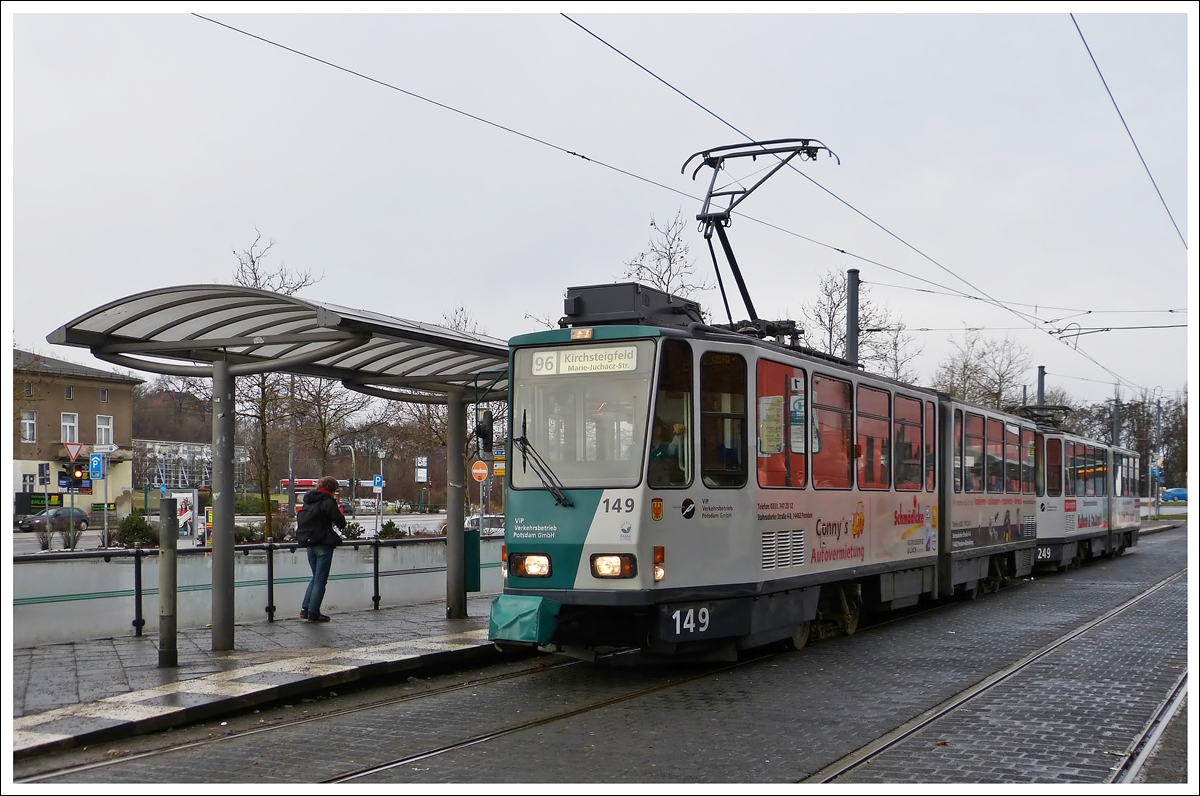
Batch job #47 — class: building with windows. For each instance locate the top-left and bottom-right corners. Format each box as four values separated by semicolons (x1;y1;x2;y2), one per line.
13;349;143;515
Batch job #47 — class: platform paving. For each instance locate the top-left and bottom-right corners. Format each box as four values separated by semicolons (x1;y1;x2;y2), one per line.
12;593;500;758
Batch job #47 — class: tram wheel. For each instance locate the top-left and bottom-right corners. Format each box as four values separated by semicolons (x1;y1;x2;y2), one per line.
787;621;811;651
842;603;860;636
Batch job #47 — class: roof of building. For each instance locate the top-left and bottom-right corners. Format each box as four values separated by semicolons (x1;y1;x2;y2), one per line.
14;349;144;384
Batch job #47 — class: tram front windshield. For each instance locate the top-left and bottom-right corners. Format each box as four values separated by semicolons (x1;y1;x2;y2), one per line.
512;340;655;489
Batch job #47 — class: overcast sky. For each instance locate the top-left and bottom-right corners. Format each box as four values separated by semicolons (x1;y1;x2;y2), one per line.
4;5;1195;405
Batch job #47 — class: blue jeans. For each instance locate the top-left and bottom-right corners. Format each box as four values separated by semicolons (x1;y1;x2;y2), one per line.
302;544;335;615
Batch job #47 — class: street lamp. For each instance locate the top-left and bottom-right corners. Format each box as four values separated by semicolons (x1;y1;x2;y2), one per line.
340;445;357;516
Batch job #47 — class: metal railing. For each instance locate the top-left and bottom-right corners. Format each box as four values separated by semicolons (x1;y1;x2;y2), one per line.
13;536;459;637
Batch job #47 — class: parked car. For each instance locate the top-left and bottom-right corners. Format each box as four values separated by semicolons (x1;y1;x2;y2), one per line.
1160;487;1187;502
465;514;506;538
18;507;91;533
338;500;353;515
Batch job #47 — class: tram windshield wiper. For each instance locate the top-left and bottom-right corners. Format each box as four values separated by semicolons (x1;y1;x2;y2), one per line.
513;410;574;508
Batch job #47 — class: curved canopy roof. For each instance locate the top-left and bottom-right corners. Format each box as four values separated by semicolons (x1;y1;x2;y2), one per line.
48;285;509;402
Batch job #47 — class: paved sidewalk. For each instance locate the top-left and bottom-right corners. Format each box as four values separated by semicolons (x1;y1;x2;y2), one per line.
12;594;501;759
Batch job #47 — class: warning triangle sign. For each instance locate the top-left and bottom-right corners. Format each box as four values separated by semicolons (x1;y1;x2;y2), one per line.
65;443;84;461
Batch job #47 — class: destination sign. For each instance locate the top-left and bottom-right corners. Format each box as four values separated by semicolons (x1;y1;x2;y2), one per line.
531;345;637;376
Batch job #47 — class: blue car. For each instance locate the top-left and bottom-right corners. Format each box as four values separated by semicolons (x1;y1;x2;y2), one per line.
1160;487;1187;502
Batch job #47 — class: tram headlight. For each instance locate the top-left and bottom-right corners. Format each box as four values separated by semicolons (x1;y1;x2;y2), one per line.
590;554;637;579
654;564;665;582
510;554;551;577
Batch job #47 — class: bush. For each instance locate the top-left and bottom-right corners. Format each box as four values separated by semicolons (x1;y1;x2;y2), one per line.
343;521;365;540
115;514;157;548
234;493;267;515
269;518;294;543
235;523;262;544
378;520;408;540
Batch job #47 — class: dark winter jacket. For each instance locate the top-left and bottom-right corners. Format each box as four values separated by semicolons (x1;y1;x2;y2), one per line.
295;488;346;547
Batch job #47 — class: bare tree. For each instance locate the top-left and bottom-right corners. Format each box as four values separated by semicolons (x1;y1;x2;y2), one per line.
231;230;319;533
800;269;917;374
293;377;378;473
933;330;1031;409
617;211;714;300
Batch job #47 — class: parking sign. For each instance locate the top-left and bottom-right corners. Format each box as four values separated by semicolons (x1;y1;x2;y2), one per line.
90;453;105;480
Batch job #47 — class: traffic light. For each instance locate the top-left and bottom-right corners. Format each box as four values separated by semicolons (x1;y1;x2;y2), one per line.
474;409;493;455
71;462;86;487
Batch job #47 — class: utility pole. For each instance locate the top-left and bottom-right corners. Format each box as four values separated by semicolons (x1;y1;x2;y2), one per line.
846;268;860;366
1037;366;1045;406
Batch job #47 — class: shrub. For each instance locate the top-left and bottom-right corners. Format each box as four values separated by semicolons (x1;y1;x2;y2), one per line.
343;521;365;540
235;523;262;544
269;518;294;543
234;493;267;515
378;520;408;540
115;513;157;548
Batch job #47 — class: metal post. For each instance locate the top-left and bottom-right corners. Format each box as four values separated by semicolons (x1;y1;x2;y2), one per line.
288;375;296;523
1154;398;1162;519
1112;390;1120;447
69;477;76;550
133;548;145;636
846;268;860;366
372;538;381;610
349;447;357;517
211;359;236;651
103;459;110;548
446;389;466;619
159;498;178;667
1037;366;1045;406
265;541;276;622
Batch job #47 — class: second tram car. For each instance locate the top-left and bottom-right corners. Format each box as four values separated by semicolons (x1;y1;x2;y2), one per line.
488;282;1141;658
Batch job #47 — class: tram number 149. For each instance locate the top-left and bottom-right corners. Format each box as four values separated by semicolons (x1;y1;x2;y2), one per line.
672;606;710;635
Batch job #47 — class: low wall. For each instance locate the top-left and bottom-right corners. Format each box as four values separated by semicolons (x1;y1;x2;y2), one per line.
12;538;503;647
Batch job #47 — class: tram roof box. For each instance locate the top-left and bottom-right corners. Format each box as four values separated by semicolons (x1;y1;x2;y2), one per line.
562;282;704;328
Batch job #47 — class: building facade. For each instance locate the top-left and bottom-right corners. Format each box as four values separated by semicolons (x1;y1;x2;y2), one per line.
13;349;143;516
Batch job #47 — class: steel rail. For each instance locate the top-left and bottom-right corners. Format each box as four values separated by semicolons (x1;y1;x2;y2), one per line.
14;658;578;783
1109;672;1188;783
803;568;1186;783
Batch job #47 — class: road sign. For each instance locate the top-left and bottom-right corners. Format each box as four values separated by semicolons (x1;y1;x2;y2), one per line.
471;461;489;482
90;453;106;480
373;474;384;488
38;462;50;485
92;444;119;454
494;459;506;477
64;442;84;461
160;484;169;496
373;485;384;494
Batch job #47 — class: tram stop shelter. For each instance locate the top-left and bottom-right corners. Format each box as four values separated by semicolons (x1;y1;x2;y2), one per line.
48;284;509;650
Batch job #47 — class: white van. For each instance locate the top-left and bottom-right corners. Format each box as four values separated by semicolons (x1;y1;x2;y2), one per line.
356;498;378;514
465;514;505;538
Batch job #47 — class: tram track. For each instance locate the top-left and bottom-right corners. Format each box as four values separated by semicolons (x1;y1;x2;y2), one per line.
1110;671;1188;783
802;567;1187;783
14;657;582;784
18;560;1181;785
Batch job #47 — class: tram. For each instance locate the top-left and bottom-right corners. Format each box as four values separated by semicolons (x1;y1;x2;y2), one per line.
487;139;1140;658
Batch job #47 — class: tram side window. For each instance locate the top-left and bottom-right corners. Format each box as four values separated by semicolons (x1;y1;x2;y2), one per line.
812;374;853;489
1084;445;1095;497
1034;432;1045;497
648;339;693;488
1095;448;1107;496
1046;438;1062;497
1113;454;1124;497
894;394;922;491
925;401;936;492
987;418;1005;493
964;413;985;493
755;359;807;489
953;410;964;493
1005;424;1021;493
1133;456;1140;497
700;352;747;488
857;385;891;490
1021;428;1035;494
1065;442;1078;496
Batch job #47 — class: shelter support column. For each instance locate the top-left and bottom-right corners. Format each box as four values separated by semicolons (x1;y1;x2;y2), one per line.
446;388;466;619
212;359;236;650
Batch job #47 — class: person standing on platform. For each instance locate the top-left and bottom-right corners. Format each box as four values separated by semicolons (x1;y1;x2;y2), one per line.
296;476;346;622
